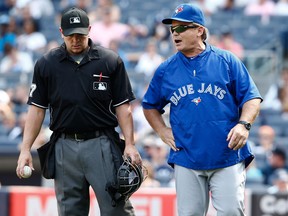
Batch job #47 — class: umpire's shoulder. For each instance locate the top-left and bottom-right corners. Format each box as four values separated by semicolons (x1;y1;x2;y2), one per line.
92;44;119;60
40;45;64;63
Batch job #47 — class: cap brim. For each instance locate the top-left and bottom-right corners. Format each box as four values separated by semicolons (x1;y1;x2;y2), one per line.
63;27;89;36
162;18;193;25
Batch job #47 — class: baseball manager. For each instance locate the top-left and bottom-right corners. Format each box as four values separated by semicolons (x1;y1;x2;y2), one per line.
142;3;262;216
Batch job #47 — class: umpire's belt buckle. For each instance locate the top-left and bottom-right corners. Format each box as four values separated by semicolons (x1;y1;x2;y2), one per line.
74;134;84;142
62;131;103;141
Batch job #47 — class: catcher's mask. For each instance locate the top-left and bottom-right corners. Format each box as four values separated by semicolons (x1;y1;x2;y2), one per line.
106;156;147;206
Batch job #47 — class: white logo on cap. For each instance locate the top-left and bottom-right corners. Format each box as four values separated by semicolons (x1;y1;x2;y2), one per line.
70;17;81;24
175;6;184;14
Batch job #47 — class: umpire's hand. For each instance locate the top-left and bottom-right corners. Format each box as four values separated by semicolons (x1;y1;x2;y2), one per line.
16;149;34;178
124;144;142;166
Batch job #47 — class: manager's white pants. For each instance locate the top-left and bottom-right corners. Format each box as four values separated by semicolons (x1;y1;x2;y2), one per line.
175;162;246;216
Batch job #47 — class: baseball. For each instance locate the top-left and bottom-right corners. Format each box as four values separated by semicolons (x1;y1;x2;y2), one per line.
22;166;32;178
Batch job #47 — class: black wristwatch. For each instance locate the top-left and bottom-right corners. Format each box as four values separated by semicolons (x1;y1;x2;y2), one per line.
238;121;251;131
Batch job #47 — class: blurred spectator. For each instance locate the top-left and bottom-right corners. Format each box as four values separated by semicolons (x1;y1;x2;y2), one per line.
219;0;238;12
0;43;34;73
16;121;50;151
135;39;164;81
141;160;161;188
148;137;174;187
267;168;288;193
9;84;29;115
253;125;276;154
90;7;130;48
124;17;149;48
246;160;264;184
16;17;47;58
108;39;141;70
0;89;10;105
244;0;276;17
89;0;120;23
0;103;16;134
252;125;277;170
108;39;130;66
131;99;153;141
261;147;287;185
45;40;60;52
207;33;220;46
217;28;244;59
274;0;288;16
11;0;55;20
0;14;16;57
7;15;19;35
261;66;288;113
8;111;49;149
192;0;225;16
7;111;26;140
0;89;13;134
139;134;156;161
59;0;93;9
149;18;171;56
234;0;250;8
0;0;16;14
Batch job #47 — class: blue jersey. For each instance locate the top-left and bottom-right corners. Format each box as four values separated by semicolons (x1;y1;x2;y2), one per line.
142;44;262;170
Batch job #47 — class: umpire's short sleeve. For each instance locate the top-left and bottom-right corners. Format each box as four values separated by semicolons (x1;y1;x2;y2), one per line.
110;57;135;107
27;59;49;109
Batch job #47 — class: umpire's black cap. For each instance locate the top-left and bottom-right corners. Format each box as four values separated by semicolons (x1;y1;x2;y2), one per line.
61;7;90;36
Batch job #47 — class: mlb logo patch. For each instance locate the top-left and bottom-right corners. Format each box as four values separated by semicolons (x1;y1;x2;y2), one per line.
93;82;107;91
70;17;81;24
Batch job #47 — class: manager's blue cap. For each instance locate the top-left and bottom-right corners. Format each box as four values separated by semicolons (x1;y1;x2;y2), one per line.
162;4;205;27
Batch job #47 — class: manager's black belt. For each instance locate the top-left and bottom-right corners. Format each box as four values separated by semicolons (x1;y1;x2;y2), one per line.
61;131;103;141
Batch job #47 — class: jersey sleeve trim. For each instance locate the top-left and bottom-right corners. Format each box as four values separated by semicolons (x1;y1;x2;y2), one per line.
113;99;130;107
30;102;48;109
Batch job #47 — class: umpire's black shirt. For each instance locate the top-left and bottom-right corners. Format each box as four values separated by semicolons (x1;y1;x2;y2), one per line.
28;39;135;133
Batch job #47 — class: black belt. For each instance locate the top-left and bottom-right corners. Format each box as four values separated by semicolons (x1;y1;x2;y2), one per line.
61;131;103;141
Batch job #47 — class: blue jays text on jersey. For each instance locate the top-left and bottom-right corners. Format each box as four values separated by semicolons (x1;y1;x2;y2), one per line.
170;82;227;106
142;44;262;170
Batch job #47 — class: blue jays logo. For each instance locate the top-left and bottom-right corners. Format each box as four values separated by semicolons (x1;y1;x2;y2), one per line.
175;6;184;14
192;97;201;105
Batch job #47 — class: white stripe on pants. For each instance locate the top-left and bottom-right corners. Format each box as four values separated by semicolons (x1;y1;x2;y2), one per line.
175;162;246;216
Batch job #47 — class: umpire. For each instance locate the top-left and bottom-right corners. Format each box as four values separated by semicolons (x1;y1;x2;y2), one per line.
16;7;141;216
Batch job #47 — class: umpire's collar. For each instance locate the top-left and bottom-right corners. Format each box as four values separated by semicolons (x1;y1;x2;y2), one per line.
58;38;100;61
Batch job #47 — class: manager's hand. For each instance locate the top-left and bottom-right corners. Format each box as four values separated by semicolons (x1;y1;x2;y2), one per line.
227;124;249;150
